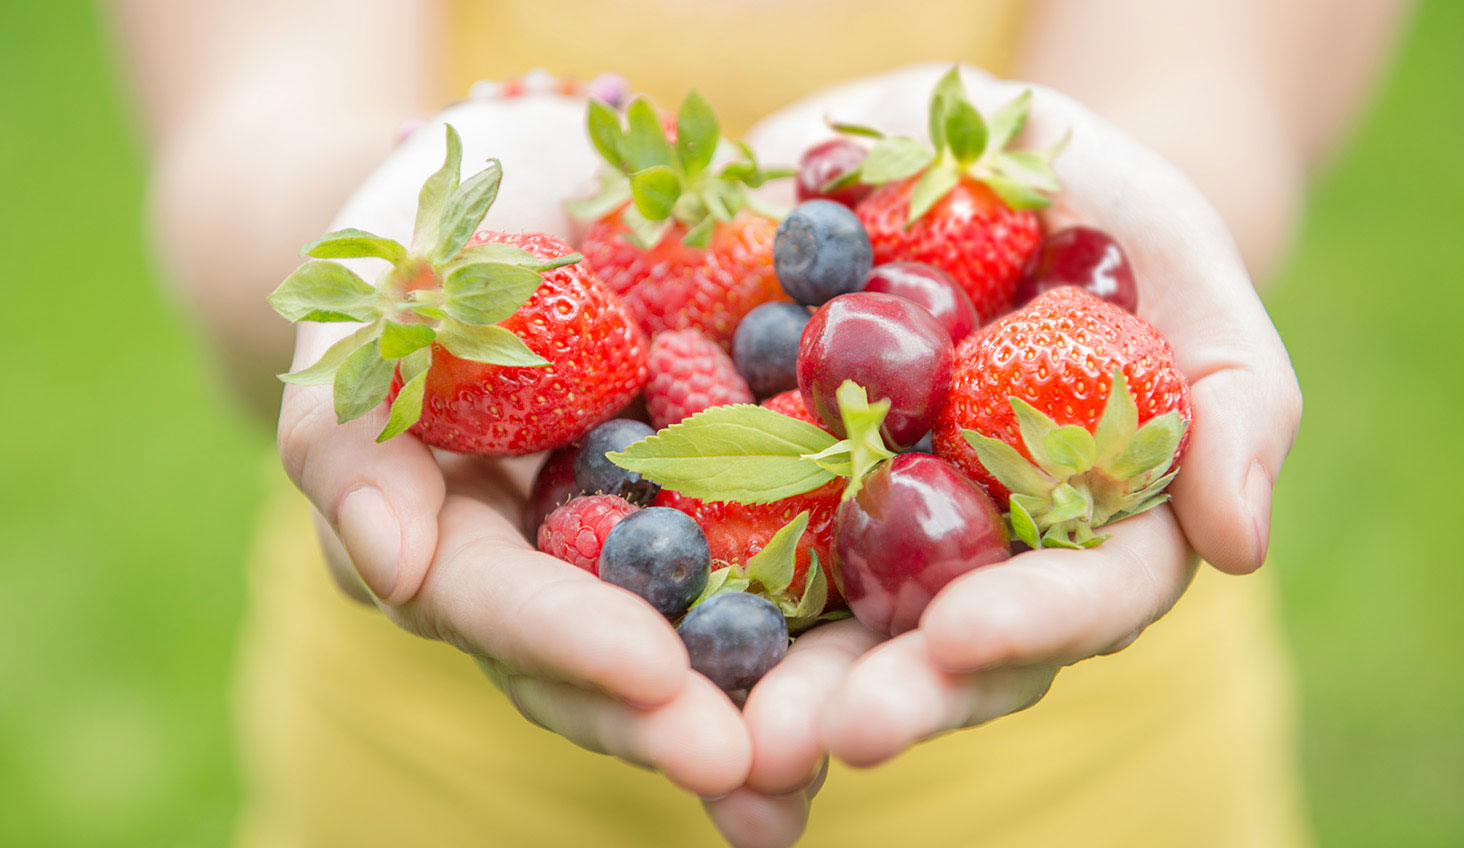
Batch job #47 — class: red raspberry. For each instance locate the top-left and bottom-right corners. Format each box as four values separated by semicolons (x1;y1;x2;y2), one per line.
645;329;754;429
536;494;639;575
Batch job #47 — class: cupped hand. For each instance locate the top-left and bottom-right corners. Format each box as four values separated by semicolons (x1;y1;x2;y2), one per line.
698;63;1303;845
275;95;751;799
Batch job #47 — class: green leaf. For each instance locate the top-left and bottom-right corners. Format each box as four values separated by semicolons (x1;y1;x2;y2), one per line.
681;216;716;248
586;98;626;168
431;159;503;263
565;173;633;223
1009;397;1066;476
675;90;719;179
1044;425;1097;474
302;228;407;263
1040;526;1083;549
926;67;965;153
1008;496;1041;549
332;340;394;424
859;136;934;184
377;347;431;441
993;150;1061;193
985;90;1032;153
827;120;884;139
435;320;548;367
835;381;896;501
743;511;810;595
629;165;681;221
963;430;1055;498
944;98;988;164
786;552;830;630
379;320;436;359
268;261;379;323
800;441;853;478
819;167;863;195
1109;412;1186;480
606;405;841;504
1093;370;1139;468
278;321;384;386
983;174;1052;210
1046;482;1092;524
413;125;462;252
446;242;536;267
623;97;674;172
442;261;545;326
690;566;736;609
620;205;674;249
906;158;960;225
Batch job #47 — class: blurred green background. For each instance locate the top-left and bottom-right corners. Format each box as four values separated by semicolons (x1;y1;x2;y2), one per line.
1;2;1460;846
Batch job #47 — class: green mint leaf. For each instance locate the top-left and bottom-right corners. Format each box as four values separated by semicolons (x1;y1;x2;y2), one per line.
681;216;716;248
379;320;436;359
1108;412;1186;480
332;339;394;424
927;67;966;153
944;98;988;164
620;205;674;249
607;404;840;504
962;429;1054;498
985;90;1032;153
431;159;503;263
827;120;885;139
412;125;462;252
302;228;407;263
859;136;934;184
1093;370;1138;468
377;347;431;442
983;174;1052;210
906;158;960;225
743;511;811;595
676;90;719;179
435;319;548;367
835;381;896;501
586;98;627;168
278;321;384;386
1044;425;1097;474
630;165;681;221
268;261;379;323
442;261;544;326
1008;496;1042;549
623;97;674;172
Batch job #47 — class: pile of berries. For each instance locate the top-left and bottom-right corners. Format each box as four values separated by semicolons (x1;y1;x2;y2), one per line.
269;69;1191;697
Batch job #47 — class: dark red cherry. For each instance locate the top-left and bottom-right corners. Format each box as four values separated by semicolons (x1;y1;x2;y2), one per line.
796;292;953;450
1014;226;1138;313
863;261;980;342
795;138;873;208
833;453;1010;636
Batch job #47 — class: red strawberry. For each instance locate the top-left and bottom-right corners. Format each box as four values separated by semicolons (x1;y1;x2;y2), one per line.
933;286;1193;549
645;329;754;428
572;91;792;346
840;69;1061;325
761;389;830;431
537;494;639;575
269;126;647;455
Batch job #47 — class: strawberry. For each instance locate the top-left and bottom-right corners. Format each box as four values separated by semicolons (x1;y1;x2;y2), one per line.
836;68;1062;324
267;126;647;454
571;91;792;346
537;494;639;575
760;389;829;431
645;329;754;429
933;286;1193;549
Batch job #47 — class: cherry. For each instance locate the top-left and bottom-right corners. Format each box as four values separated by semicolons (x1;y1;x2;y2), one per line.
1014;226;1139;313
863;261;980;342
524;445;579;537
796;292;953;450
795;138;873;208
833;453;1010;636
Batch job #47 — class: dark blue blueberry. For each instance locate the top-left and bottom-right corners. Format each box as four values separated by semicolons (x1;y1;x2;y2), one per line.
902;431;935;455
599;507;710;617
677;592;789;693
773;200;873;306
575;419;660;505
732;302;811;399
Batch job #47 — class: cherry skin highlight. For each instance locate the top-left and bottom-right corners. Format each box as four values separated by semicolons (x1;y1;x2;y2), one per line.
863;261;980;342
795;138;873;208
1014;226;1139;313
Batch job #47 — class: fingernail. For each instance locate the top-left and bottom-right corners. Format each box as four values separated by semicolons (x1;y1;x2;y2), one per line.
338;487;402;599
1244;461;1272;566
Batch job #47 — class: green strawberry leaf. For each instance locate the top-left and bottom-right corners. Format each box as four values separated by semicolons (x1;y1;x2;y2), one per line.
1008;495;1042;549
1009;397;1066;476
379;320;436;359
983;173;1053;210
944;97;988;165
836;381;896;501
302;228;407;263
859;136;934;184
785;552;830;632
1108;412;1186;480
268;261;380;323
586;98;627;169
985;90;1032;153
630;165;681;221
681;216;716;249
1046;482;1092;524
623;97;674;172
565;171;633;223
435;319;548;367
927;67;965;153
1093;370;1139;468
413;125;463;252
690;565;737;609
1044;425;1097;474
962;429;1055;499
819;167;863;195
620;205;674;250
800;441;853;478
743;511;810;596
906;158;960;225
277;321;384;386
827;120;885;139
607;404;840;504
446;242;581;273
442;261;545;326
676;90;720;180
377;347;432;442
431;158;503;263
332;340;394;424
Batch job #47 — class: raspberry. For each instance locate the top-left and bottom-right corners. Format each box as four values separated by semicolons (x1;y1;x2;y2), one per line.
536;494;639;575
645;329;754;429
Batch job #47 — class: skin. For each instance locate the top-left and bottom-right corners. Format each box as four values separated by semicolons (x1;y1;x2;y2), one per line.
114;1;1409;845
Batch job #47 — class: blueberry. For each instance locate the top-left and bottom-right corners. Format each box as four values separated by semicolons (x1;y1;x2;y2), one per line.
599;507;710;617
773;200;873;306
677;592;789;692
732;302;811;399
575;419;660;505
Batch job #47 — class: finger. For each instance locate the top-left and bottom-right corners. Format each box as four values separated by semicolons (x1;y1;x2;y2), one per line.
741;619;882;795
920;507;1197;673
389;491;690;707
702;786;813;848
488;662;751;797
823;631;1057;768
278;324;445;603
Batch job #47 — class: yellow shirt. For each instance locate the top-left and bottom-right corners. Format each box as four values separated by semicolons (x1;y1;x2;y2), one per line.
235;3;1309;845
